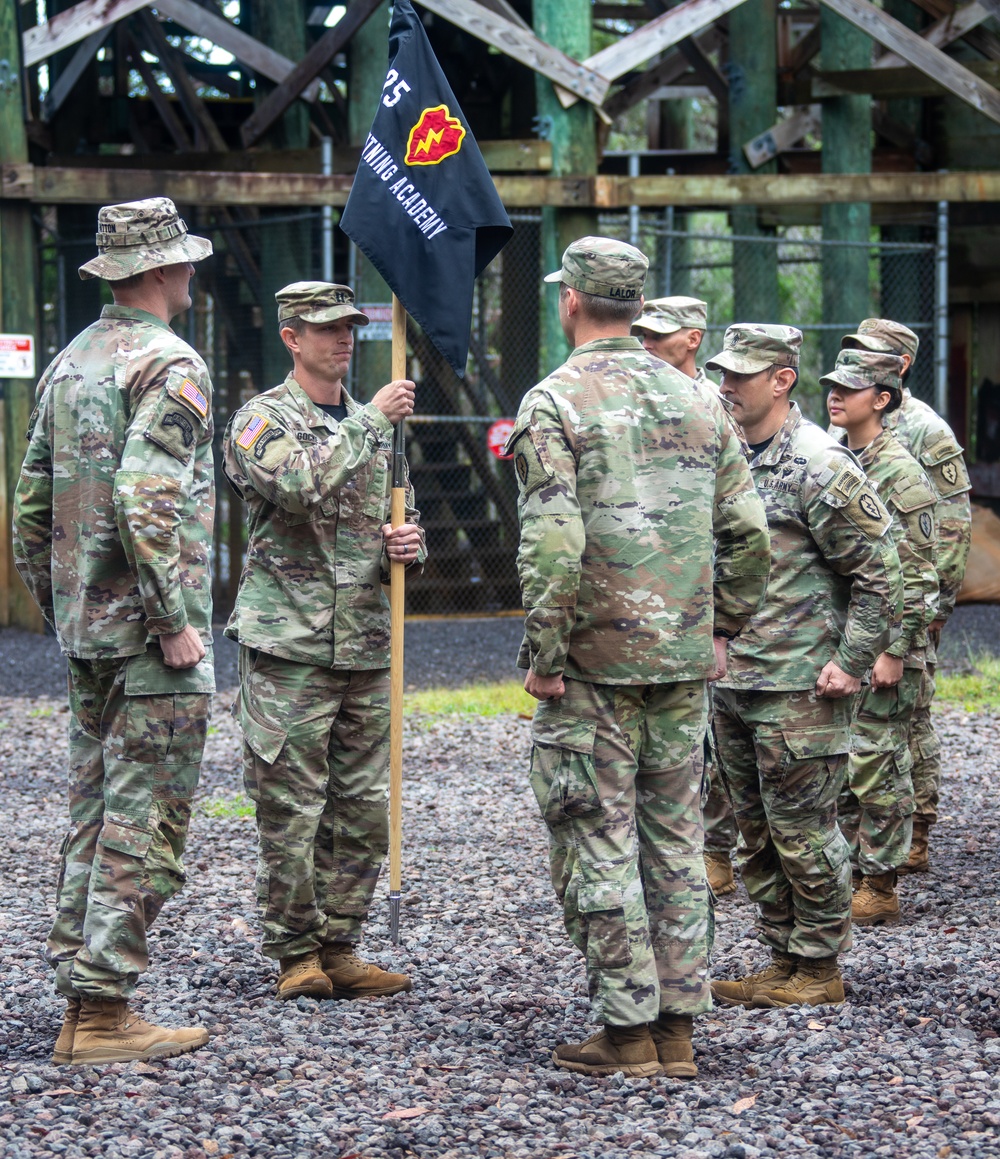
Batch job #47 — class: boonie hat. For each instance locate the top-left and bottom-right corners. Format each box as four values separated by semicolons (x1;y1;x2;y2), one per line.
820;349;904;394
633;295;707;335
276;281;369;327
79;197;212;281
705;323;802;374
841;318;919;363
543;236;647;301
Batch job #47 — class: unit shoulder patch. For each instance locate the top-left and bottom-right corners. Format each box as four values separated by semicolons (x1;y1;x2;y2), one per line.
508;425;555;498
840;483;893;540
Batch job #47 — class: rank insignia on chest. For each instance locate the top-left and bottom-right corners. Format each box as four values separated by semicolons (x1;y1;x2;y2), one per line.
919;511;933;538
179;378;208;418
858;492;882;520
237;414;269;451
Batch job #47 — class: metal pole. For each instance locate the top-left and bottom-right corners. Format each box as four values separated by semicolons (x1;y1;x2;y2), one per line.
321;136;334;283
934;198;949;418
628;151;640;249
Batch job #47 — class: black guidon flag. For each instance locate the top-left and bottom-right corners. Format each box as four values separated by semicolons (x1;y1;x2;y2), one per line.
340;0;512;377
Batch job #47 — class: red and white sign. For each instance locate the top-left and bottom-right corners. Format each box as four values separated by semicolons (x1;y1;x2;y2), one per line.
0;334;34;378
487;418;515;460
356;303;393;341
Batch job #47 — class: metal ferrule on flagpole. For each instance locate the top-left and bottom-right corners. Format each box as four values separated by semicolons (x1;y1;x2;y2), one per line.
389;294;407;945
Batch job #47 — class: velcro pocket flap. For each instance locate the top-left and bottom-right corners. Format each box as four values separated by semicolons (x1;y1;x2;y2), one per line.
125;647;215;696
781;725;851;760
577;880;625;914
100;813;154;858
530;714;597;754
239;701;287;764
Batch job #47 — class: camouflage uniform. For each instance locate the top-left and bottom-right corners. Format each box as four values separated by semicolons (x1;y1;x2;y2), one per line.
511;240;770;1026
707;325;902;960
12;198;215;1001
823;351;939;875
224;282;426;961
841;319;972;832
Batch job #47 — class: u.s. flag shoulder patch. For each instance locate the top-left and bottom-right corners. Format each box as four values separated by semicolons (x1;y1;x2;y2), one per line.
177;378;209;418
236;414;269;451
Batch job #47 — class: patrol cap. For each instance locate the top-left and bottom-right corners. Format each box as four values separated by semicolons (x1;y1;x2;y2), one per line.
275;281;369;327
704;323;802;374
79;197;212;281
543;235;647;301
820;349;904;394
841;317;919;363
632;295;707;336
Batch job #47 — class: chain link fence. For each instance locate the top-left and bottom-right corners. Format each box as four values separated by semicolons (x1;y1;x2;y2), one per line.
32;205;941;619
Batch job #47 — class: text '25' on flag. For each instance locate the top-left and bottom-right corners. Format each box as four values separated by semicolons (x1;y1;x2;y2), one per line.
340;0;512;377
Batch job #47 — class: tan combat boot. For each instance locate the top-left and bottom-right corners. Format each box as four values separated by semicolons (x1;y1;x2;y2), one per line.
752;955;845;1009
649;1012;697;1079
852;869;901;926
711;950;798;1007
277;951;334;1001
704;851;737;896
71;999;209;1064
552;1024;661;1078
52;996;81;1065
898;817;930;875
321;944;411;999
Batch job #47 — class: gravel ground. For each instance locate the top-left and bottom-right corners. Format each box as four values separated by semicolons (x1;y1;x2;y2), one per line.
1;618;998;1158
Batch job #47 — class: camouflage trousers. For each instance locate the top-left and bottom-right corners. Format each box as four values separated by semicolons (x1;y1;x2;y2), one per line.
48;649;211;999
713;687;853;959
529;677;712;1027
238;648;390;960
909;656;942;826
839;669;918;876
703;756;738;853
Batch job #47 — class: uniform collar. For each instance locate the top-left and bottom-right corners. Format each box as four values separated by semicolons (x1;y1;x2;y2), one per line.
571;335;644;356
100;304;172;331
753;401;803;466
283;373;357;429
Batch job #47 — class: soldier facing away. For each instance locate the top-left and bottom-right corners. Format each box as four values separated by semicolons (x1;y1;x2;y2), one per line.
839;319;972;875
508;238;770;1078
12;197;216;1064
706;324;903;1011
824;349;939;925
223;281;425;1002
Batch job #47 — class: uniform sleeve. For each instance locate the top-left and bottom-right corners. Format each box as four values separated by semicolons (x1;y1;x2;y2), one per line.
508;390;584;677
803;455;903;679
12;394;56;629
917;433;972;620
114;358;214;636
224;401;393;515
884;476;939;659
709;399;770;637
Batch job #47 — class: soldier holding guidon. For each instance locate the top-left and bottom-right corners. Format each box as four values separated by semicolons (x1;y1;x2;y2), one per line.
13;198;216;1064
509;238;770;1078
706;324;902;1011
224;282;424;1003
824;349;939;925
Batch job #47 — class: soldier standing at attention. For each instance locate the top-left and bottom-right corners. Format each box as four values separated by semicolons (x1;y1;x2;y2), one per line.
706;325;902;1011
825;350;939;925
12;198;216;1064
509;239;769;1078
632;295;742;897
223;282;424;1002
839;320;972;875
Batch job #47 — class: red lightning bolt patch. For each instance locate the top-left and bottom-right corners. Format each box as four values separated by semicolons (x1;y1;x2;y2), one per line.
405;105;466;166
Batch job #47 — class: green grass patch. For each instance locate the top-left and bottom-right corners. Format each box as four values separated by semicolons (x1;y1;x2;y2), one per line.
407;680;535;718
28;706;54;719
935;654;1000;713
199;793;256;820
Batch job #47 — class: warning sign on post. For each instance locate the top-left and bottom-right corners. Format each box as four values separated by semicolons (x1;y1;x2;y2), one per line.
487;418;515;460
355;304;393;341
0;335;35;379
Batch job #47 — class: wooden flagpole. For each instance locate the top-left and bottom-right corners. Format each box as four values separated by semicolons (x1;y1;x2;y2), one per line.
388;293;407;944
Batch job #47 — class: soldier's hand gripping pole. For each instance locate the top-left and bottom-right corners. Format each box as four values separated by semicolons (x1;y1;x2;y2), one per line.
389;294;407;945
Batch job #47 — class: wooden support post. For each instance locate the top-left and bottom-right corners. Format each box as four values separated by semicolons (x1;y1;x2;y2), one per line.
535;0;597;377
820;6;873;371
0;1;43;631
728;0;779;321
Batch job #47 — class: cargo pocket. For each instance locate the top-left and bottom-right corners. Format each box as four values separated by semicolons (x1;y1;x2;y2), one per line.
528;714;600;828
93;814;154;912
121;648;214;765
577;880;632;970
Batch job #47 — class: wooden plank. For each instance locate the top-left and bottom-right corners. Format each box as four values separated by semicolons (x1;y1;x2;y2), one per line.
41;26;108;123
743;106;820;168
125;29;193;150
818;0;1000;125
22;0;148;68
240;0;383;147
874;0;993;69
812;59;1000;99
603;52;692;119
560;0;749;107
416;0;610;105
7;163;1000;207
155;0;320;102
785;21;821;74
